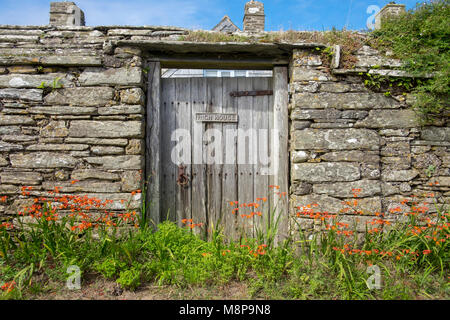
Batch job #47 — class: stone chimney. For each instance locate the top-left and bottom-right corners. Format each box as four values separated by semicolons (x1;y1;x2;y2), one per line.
243;1;265;33
375;3;406;30
50;2;86;26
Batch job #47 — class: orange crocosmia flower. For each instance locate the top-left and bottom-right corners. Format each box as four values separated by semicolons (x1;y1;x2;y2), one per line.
422;249;432;255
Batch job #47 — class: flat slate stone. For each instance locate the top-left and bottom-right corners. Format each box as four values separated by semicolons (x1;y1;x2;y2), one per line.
91;146;124;155
40;56;102;67
355;109;419;129
97;105;144;115
79;67;143;86
293;128;380;151
312;180;381;198
381;169;419;182
0;115;35;126
421;127;450;142
320;151;380;163
292;162;360;183
0;172;42;185
0;141;23;152
85;155;143;170
28;106;97;115
10;152;78;169
0;88;42;102
44;87;114;106
42;181;121;193
69;121;143;138
0;156;8;166
71;169;120;181
0;74;71;89
293;92;400;110
65;138;129;146
26;144;89;151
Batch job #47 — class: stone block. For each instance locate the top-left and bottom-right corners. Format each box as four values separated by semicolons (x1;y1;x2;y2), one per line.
42;181;121;193
0;88;42;102
120;88;145;105
71;169;120;181
0;115;35;126
381;169;419;182
0;142;23;152
0;74;72;89
79;67;143;86
292;162;360;183
85;155;143;170
41;121;69;138
126;139;144;155
26;144;89;151
320;151;379;163
421;127;450;142
293;92;400;110
355;109;419;129
291;108;341;121
0;156;8;166
29;106;97;115
0;172;42;185
44;87;114;106
69;121;143;138
292;68;329;81
98;105;144;115
312;180;381;198
10;153;78;169
91;146;124;155
121;171;142;192
293;128;380;151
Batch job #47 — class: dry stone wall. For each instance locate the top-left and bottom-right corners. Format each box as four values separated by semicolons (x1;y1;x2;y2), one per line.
0;22;448;235
289;48;449;234
0;24;187;219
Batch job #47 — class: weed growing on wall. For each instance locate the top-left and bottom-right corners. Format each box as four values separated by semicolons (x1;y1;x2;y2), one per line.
370;0;450;123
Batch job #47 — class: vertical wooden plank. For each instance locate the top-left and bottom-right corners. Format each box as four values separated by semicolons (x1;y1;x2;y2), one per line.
146;61;161;227
267;78;275;230
252;77;270;238
237;77;255;239
175;78;192;226
221;77;239;241
191;77;208;233
160;79;177;222
273;67;289;243
205;77;224;233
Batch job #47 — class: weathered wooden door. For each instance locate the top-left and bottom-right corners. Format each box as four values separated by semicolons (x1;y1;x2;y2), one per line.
160;76;275;238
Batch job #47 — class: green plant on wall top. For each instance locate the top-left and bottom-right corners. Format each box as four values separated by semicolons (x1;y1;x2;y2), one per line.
370;0;450;124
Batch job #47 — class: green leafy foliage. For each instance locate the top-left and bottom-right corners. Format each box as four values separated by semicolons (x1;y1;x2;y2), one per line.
370;0;450;123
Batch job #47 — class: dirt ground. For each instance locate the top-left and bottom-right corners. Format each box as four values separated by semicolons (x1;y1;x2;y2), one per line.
34;276;251;300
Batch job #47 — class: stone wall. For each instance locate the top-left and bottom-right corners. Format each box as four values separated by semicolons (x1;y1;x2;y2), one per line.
289;47;449;234
0;24;187;220
0;22;448;235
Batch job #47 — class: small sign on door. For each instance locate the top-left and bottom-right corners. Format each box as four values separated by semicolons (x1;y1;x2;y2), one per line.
195;113;238;123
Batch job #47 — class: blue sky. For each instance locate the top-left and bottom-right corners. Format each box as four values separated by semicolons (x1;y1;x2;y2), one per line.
0;0;426;31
